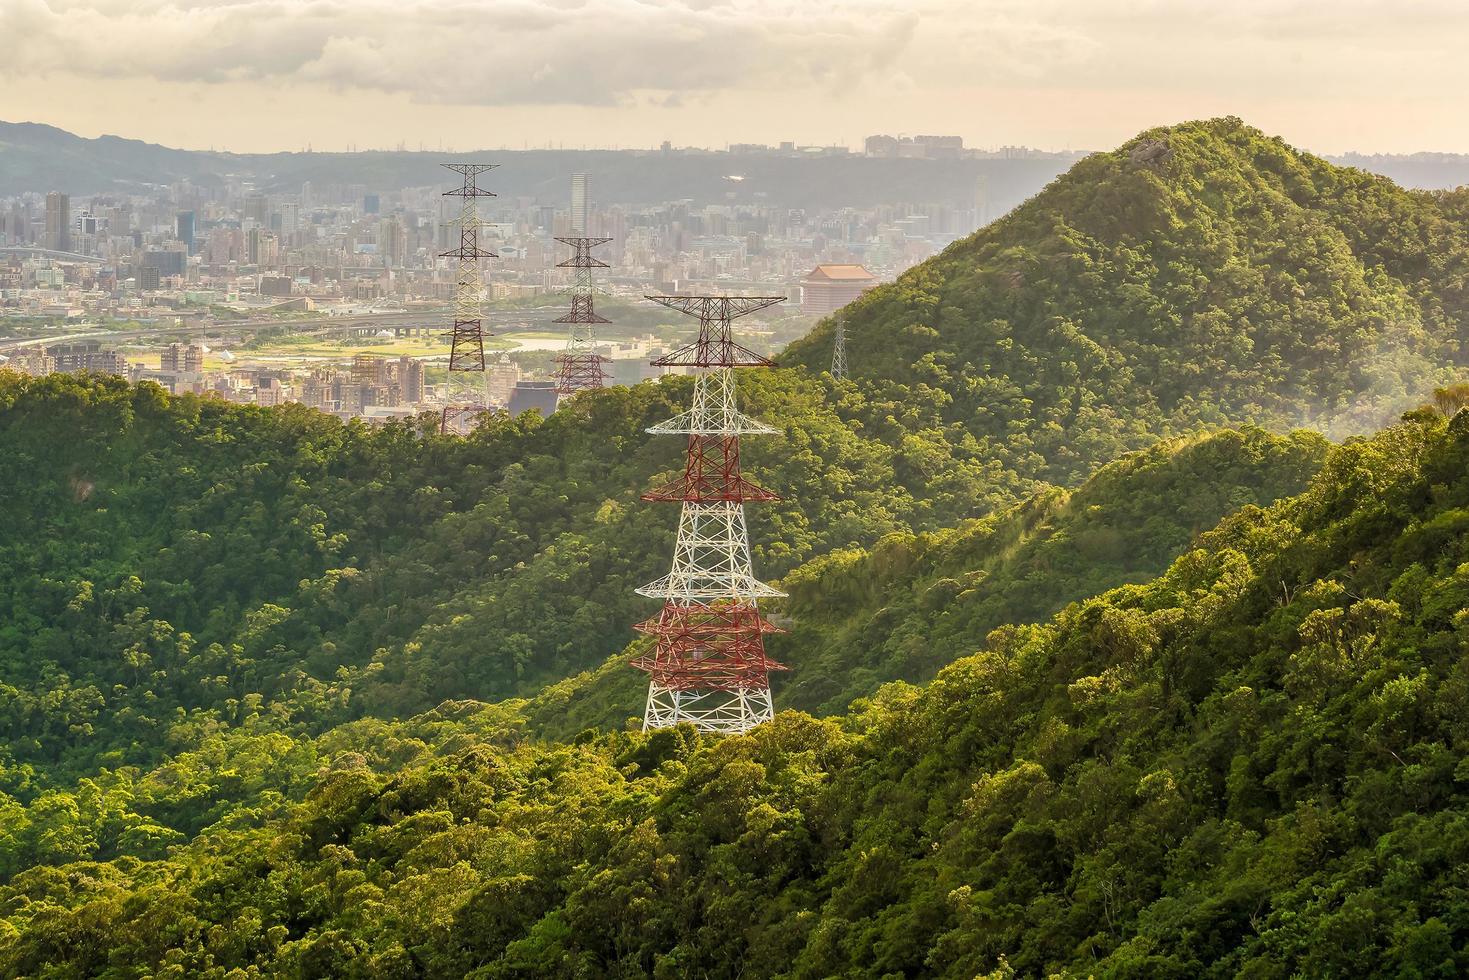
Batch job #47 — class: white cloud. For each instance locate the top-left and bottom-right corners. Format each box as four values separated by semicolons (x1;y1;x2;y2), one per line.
1;0;924;106
6;0;1469;152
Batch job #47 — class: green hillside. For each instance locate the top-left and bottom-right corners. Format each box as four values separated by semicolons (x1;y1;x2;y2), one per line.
787;116;1469;480
525;426;1327;737
7;117;1469;976
4;400;1467;978
0;369;934;785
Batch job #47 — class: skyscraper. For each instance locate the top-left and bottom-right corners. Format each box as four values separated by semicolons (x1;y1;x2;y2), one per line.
397;356;424;404
571;173;589;234
176;211;196;254
44;192;70;252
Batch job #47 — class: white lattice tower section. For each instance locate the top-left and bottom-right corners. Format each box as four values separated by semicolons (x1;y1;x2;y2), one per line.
643;686;776;732
649;367;775;436
637;499;783;603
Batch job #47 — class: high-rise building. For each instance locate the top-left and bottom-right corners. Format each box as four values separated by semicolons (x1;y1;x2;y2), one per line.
176;211;196;254
351;353;386;385
280;202;300;238
49;341;126;376
398;356;425;404
256;377;286;407
44;192;70;252
506;380;559;417
486;353;520;405
160;343;204;374
570;173;589;234
377;216;407;267
242;194;269;224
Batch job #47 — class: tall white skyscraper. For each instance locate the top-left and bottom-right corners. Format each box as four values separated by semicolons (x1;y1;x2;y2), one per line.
571;173;588;234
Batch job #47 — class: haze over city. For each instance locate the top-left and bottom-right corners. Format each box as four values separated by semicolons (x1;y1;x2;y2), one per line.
3;0;1468;154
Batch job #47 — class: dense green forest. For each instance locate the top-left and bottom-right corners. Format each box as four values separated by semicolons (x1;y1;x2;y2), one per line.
524;427;1328;737
5;116;1469;976
4;388;1469;977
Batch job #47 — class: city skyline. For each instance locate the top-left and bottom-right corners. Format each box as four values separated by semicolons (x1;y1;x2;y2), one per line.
2;1;1468;156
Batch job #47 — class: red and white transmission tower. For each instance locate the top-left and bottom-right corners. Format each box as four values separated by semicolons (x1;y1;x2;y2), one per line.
632;294;787;733
553;236;611;397
439;163;497;435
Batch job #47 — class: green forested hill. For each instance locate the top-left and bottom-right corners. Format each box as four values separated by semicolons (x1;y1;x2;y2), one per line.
0;369;928;785
7;116;1469;976
786;116;1469;480
0;367;1326;790
4;397;1468;978
523;426;1327;737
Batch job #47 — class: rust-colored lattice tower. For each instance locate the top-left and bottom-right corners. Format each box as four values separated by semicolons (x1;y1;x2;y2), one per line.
439;163;496;435
633;294;787;733
553;236;611;397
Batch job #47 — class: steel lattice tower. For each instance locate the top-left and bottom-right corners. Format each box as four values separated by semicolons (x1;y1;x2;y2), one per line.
831;313;848;380
553;236;612;396
633;294;787;733
439;163;497;435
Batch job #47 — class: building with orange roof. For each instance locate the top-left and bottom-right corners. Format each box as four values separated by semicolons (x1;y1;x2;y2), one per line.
799;263;878;316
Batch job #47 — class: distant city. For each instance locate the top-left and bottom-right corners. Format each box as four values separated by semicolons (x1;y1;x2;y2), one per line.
0;132;1053;420
7;123;1463;424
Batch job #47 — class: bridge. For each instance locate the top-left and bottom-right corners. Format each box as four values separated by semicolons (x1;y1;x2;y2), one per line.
0;246;108;265
0;307;577;353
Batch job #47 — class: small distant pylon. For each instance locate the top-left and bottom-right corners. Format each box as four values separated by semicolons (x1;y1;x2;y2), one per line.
831;313;848;380
439;163;497;435
633;294;787;734
554;236;612;398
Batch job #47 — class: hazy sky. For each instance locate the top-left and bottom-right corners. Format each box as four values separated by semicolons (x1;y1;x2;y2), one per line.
1;0;1465;154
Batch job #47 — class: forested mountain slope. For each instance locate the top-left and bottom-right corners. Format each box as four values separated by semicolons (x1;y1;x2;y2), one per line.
787;116;1469;481
8;116;1469;975
4;402;1468;978
0;369;938;785
0;368;1325;788
6;123;1464;789
525;426;1327;737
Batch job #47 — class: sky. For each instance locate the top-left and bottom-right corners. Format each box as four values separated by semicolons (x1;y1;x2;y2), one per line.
1;0;1466;155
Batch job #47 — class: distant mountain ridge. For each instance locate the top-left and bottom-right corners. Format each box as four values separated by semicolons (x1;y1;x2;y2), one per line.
4;119;1469;208
0;119;1072;212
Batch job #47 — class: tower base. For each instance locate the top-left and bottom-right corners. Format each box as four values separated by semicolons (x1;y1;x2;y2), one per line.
643;685;774;734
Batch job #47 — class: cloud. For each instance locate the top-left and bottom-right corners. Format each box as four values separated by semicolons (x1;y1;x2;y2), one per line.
0;0;924;106
6;0;1469;118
